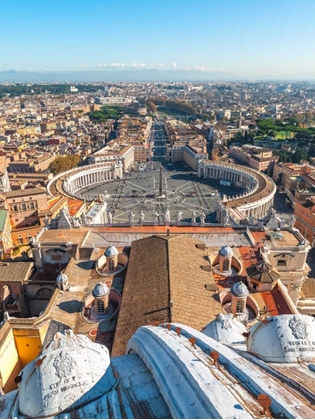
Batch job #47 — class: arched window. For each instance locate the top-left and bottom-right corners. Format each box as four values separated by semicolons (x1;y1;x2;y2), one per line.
108;259;115;271
97;299;105;313
36;288;53;298
222;258;230;271
236;299;244;314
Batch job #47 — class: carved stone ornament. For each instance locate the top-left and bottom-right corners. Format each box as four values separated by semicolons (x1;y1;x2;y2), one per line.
289;316;309;340
53;351;76;378
221;318;232;330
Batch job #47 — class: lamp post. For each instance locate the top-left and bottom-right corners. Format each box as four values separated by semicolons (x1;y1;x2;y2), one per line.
0;236;3;260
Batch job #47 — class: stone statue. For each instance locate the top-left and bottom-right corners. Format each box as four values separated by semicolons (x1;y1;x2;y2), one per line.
200;211;206;226
129;211;135;226
191;211;197;226
266;211;281;230
154;210;159;225
44;214;49;228
176;211;183;225
139;211;145;225
164;208;171;224
249;213;256;226
107;211;113;225
288;214;296;229
223;210;230;226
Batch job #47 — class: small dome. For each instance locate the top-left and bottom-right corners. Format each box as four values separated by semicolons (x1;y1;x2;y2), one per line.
56;273;68;283
219;246;233;257
247;315;315;363
92;282;110;298
104;246;119;257
231;281;249;297
18;330;115;418
202;314;247;346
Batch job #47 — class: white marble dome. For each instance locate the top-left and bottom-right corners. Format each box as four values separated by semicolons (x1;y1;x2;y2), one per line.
219;245;233;257
104;246;119;257
56;273;68;283
202;314;247;346
17;330;115;418
92;282;110;298
231;281;249;297
247;314;315;363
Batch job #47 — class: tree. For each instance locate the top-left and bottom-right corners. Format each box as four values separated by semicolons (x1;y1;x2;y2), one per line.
292;148;308;164
146;101;157;113
49;155;81;175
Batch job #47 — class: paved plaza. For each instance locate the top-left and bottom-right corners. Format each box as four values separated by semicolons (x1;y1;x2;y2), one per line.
79;163;246;224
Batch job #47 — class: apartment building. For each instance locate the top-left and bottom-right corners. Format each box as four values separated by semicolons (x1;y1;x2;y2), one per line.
294;198;315;246
2;188;49;228
229;145;277;172
0;209;13;257
7;153;55;173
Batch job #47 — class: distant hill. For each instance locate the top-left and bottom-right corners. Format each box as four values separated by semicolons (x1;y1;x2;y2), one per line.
0;69;234;83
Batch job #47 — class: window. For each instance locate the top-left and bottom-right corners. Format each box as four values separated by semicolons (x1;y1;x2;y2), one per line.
222;258;230;271
108;259;115;271
97;299;105;313
277;259;286;267
29;202;35;209
236;299;245;314
22;204;26;211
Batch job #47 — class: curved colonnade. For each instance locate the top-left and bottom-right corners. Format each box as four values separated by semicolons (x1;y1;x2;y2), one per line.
47;159;276;223
198;160;276;219
47;161;123;199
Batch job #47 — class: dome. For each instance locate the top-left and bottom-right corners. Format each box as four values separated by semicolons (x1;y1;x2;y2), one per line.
247;314;315;363
104;246;119;257
219;245;233;257
92;282;110;298
17;330;115;418
202;314;247;346
231;281;249;297
56;273;68;283
247;261;279;283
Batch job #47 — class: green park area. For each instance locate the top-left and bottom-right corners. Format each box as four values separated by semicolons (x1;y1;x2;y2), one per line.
88;106;124;122
275;131;295;140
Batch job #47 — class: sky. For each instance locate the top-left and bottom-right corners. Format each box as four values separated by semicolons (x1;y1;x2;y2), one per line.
1;0;315;78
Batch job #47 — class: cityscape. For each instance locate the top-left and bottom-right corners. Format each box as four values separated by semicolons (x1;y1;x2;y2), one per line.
1;0;315;419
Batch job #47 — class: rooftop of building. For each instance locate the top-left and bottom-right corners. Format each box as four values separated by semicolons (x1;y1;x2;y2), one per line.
0;261;34;282
3;187;47;198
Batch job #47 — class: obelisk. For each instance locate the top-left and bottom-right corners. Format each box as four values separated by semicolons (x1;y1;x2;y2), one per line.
159;165;163;197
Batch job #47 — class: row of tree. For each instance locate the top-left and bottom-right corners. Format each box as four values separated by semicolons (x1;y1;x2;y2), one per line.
49;155;81;175
147;99;197;116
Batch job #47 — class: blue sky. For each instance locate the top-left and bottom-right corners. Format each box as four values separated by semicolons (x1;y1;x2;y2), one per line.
1;0;315;77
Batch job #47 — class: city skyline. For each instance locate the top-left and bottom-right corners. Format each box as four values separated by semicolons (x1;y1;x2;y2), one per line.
1;0;315;80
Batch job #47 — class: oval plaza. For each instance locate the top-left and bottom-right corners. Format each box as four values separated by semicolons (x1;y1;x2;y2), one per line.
48;158;276;226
